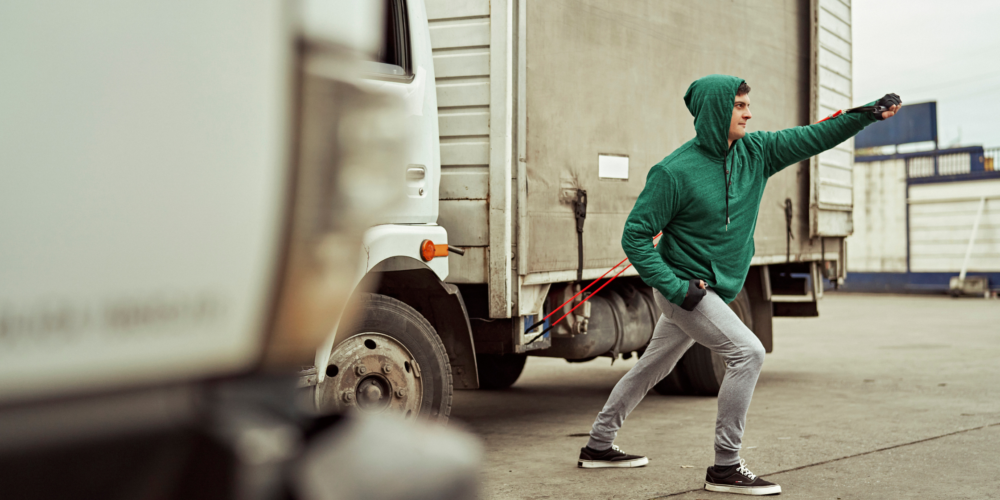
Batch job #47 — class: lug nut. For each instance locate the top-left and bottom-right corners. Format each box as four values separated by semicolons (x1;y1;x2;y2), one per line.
355;365;367;376
342;391;354;404
382;364;392;374
395;389;406;398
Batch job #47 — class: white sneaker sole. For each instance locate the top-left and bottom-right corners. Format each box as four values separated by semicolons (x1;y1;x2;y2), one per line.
578;457;649;469
705;482;781;495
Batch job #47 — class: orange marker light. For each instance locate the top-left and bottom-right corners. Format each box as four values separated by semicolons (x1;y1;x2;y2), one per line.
420;240;449;261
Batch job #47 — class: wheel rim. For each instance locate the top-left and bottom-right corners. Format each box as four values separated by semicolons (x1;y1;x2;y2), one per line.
318;332;423;418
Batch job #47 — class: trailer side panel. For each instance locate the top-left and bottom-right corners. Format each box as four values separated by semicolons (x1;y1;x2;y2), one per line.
523;0;820;279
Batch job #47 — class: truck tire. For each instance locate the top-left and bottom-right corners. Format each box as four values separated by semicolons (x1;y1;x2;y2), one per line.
678;288;754;396
640;287;690;396
475;353;527;390
651;363;689;396
319;293;452;423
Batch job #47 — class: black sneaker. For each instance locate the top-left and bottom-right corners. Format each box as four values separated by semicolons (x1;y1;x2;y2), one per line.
577;444;649;468
705;459;781;495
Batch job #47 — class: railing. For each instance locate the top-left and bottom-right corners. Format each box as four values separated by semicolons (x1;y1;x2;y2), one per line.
907;156;934;178
857;145;1000;182
937;152;972;176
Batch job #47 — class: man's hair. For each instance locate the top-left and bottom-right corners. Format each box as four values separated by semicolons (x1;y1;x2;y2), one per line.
737;81;751;96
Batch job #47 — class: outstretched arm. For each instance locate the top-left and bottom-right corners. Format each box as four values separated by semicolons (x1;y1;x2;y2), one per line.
755;98;901;177
622;167;688;305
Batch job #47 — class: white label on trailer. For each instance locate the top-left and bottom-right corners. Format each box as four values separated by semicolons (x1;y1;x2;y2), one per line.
599;154;629;180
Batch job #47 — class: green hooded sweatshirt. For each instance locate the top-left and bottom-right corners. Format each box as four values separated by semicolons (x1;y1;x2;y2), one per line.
623;74;877;306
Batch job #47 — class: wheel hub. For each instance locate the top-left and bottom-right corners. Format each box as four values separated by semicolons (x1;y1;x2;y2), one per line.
356;375;391;411
318;332;422;417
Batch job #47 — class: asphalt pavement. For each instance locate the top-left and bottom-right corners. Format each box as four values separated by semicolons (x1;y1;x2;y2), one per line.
451;293;1000;499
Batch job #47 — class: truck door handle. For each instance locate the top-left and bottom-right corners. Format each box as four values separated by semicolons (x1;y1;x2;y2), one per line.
406;165;425;180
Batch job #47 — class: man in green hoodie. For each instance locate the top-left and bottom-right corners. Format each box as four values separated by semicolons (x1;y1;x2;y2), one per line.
576;74;900;496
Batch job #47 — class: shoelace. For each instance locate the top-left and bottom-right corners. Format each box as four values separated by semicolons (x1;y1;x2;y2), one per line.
610;444;623;453
736;458;756;481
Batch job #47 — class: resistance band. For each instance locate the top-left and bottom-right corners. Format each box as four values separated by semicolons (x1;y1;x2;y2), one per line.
817;104;889;123
525;232;662;344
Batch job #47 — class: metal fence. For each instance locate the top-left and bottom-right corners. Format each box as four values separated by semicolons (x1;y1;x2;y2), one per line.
907;156;935;178
937;152;972;176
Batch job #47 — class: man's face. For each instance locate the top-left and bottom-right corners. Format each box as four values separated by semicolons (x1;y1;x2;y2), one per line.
729;93;752;143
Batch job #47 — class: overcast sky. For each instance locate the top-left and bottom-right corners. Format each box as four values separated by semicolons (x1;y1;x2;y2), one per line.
853;0;1000;148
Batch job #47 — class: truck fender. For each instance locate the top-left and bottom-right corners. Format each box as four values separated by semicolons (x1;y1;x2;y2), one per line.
315;257;479;390
314;224;450;380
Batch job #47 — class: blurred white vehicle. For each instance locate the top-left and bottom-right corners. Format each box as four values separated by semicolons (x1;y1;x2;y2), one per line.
0;1;478;498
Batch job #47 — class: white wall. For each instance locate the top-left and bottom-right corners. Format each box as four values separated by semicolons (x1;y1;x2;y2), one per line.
849;163;1000;274
909;179;1000;272
848;160;908;272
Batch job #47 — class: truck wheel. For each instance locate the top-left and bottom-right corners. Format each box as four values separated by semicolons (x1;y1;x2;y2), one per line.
642;341;693;396
677;288;754;396
318;293;453;423
651;364;689;396
475;353;527;390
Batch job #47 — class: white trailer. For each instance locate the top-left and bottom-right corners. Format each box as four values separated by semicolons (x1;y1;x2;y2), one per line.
312;0;861;420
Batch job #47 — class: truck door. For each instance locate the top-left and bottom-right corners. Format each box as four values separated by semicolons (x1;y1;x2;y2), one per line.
809;0;856;238
362;0;440;225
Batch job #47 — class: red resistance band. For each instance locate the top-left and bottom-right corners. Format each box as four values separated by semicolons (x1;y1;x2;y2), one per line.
817;105;886;123
816;109;844;123
525;232;662;343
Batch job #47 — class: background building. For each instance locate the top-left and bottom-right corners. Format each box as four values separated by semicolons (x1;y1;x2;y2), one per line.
844;102;999;294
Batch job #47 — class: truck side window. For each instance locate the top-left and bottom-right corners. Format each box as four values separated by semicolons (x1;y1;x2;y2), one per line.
371;0;411;78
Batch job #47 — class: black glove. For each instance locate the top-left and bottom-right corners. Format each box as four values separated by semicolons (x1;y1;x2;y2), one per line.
874;93;901;120
680;279;707;311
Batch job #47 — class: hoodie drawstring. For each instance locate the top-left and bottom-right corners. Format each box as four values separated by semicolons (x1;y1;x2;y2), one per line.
723;145;733;231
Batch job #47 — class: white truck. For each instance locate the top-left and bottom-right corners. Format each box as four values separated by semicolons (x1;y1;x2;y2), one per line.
0;0;404;406
0;2;479;498
313;0;861;421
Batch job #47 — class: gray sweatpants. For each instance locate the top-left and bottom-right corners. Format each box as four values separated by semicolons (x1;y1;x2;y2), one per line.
587;288;765;466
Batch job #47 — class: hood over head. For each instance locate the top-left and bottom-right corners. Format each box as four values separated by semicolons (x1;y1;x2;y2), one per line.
684;74;745;159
